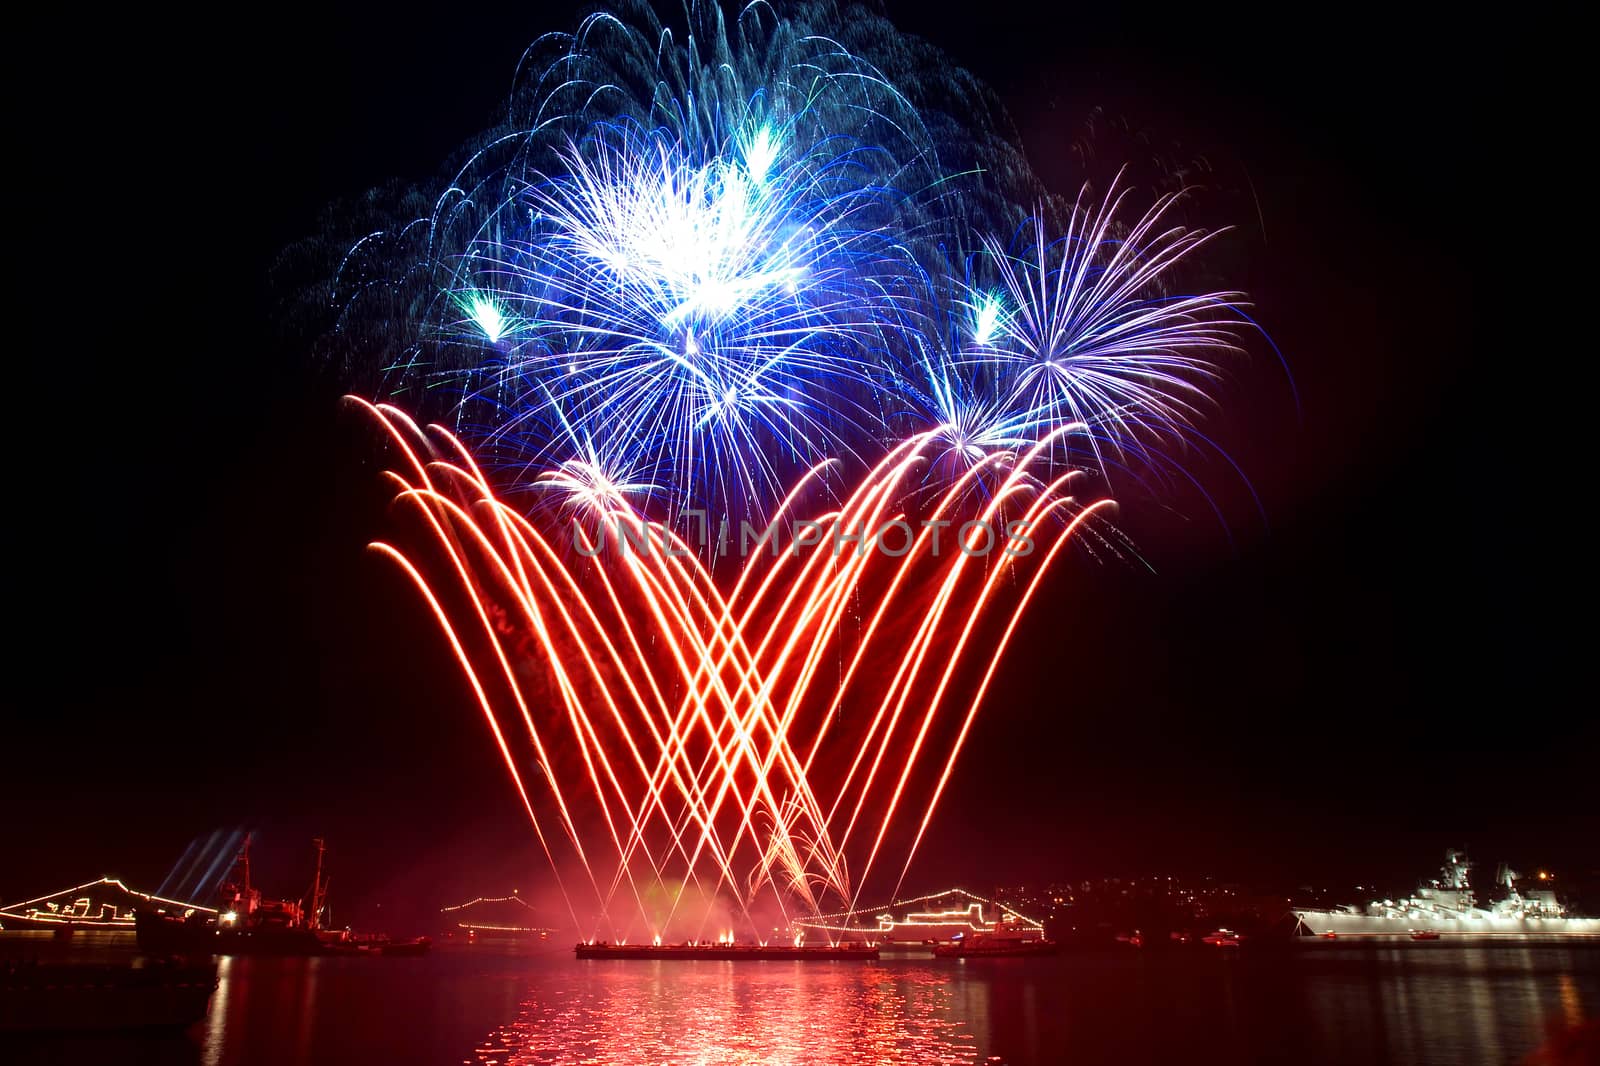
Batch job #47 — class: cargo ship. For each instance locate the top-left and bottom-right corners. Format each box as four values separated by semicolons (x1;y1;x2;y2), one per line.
1292;850;1600;941
135;837;430;957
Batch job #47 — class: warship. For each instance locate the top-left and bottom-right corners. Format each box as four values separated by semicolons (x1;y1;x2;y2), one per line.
1292;850;1600;940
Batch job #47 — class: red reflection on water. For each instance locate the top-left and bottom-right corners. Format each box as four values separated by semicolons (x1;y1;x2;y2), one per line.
473;961;984;1065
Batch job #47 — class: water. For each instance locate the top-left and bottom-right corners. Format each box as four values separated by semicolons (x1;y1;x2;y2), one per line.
5;933;1598;1065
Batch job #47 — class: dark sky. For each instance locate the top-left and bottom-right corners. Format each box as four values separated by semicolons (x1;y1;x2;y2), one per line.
10;3;1576;924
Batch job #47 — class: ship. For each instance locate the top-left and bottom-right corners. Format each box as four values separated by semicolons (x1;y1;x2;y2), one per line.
1292;850;1600;941
0;877;216;932
794;888;1046;947
440;892;556;941
933;917;1059;958
135;836;430;957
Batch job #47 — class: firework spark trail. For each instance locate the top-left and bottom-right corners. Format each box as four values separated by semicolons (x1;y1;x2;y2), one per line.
652;427;1114;925
646;437;960;920
803;438;1081;905
597;518;822;930
361;399;1118;936
981;178;1247;478
364;403;833;933
555;498;826;930
473;501;766;926
363;406;639;916
467;506;708;919
365;404;713;928
611;461;857;919
683;439;949;895
888;494;1119;901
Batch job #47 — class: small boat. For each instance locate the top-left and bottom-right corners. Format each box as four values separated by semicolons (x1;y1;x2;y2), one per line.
1410;929;1441;941
935;937;1059;958
1201;929;1242;948
934;919;1059;958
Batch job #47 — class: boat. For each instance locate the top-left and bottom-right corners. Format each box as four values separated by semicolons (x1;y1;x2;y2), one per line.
0;876;215;932
794;888;1046;947
933;918;1059;958
1293;850;1600;941
440;892;556;941
0;958;217;1033
135;836;429;957
574;941;879;960
1201;929;1242;948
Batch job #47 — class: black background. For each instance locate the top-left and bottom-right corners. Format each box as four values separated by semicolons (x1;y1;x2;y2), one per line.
9;3;1576;924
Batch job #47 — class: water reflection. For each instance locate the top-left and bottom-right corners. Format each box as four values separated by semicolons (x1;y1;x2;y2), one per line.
1294;948;1599;1065
474;961;984;1065
2;931;1595;1065
467;948;1600;1066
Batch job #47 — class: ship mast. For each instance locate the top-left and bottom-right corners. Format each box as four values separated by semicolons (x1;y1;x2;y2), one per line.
239;835;251;895
308;837;328;932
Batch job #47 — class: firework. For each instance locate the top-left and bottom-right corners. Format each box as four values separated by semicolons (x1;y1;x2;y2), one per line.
333;2;1248;523
360;400;1114;937
330;1;1260;936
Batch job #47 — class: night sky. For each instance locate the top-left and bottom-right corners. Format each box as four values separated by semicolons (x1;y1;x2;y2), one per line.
10;3;1577;926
